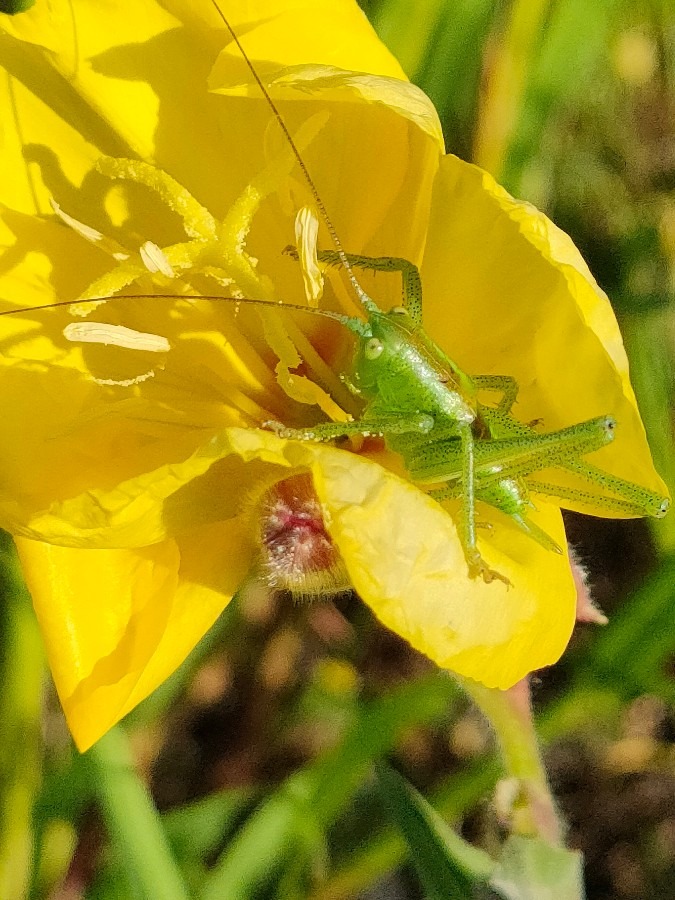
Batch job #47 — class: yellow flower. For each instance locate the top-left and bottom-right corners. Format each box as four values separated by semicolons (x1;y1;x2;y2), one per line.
0;0;666;751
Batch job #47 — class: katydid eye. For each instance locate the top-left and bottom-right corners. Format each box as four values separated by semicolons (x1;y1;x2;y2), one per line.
365;337;384;360
390;306;408;316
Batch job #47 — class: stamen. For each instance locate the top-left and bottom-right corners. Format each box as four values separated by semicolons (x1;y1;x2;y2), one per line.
63;322;170;353
139;241;175;277
50;199;129;260
295;206;323;305
69;265;145;315
218;112;329;299
198;266;238;290
260;311;347;420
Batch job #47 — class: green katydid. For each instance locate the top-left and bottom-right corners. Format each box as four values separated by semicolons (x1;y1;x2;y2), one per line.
207;3;669;585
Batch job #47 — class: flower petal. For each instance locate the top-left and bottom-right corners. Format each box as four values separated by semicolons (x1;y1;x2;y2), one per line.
16;515;254;751
225;429;576;688
211;60;442;277
208;0;407;81
308;446;575;688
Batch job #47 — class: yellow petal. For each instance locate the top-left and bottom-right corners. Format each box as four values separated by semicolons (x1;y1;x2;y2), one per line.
0;0;659;744
208;1;407;82
1;5;442;542
225;429;576;688
0;0;223;196
422;156;668;510
16;515;254;751
310;448;575;688
210;61;443;287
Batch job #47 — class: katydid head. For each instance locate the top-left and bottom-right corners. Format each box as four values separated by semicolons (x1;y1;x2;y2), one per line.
351;306;414;392
653;496;671;518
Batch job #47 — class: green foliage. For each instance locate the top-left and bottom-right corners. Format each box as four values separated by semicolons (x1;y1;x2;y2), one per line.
376;762;494;898
365;0;502;158
491;836;584;900
0;0;35;13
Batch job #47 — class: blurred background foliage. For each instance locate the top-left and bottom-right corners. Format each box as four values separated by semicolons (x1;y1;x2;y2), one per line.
1;0;674;898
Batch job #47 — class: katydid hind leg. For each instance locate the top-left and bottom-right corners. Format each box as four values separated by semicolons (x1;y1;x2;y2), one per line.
529;461;670;518
408;415;617;485
264;411;434;442
561;459;669;518
457;425;512;586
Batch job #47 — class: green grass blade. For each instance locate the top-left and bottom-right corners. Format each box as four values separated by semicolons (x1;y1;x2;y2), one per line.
368;0;447;77
375;763;494;899
162;789;254;867
86;727;192;900
480;0;622;188
366;0;500;159
587;553;675;700
540;554;675;744
620;312;675;551
0;533;43;900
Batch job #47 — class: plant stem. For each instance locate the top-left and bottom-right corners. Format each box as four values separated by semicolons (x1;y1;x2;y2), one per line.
458;676;563;845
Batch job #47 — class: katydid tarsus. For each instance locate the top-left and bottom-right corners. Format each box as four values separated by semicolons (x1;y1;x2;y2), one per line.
1;0;668;589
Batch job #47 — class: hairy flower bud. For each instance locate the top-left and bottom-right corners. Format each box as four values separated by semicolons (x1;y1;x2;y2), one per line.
257;473;350;601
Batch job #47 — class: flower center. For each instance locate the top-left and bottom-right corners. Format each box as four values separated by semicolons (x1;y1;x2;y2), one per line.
51;115;351;419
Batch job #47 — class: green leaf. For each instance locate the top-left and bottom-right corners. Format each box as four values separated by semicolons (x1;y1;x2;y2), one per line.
490;836;585;900
0;0;36;14
316;756;500;900
375;763;495;899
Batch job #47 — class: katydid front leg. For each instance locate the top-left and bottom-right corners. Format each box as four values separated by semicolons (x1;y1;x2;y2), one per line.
473;375;519;414
265;412;434;441
298;248;479;399
285;247;424;324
